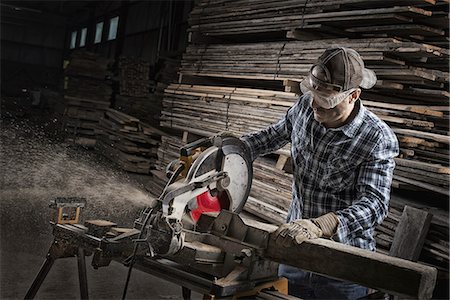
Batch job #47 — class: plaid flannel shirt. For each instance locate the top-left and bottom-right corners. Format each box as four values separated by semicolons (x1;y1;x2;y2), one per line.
241;92;399;250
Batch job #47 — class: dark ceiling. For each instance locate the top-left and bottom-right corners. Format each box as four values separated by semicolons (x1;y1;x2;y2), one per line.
0;1;120;27
2;1;97;17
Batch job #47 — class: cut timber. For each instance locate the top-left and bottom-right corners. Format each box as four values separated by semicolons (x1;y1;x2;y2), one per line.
395;158;450;174
95;109;161;174
393;175;449;196
393;128;450;145
63;50;112;146
275;155;289;171
390;206;432;261
118;56;151;98
265;236;437;299
283;80;300;94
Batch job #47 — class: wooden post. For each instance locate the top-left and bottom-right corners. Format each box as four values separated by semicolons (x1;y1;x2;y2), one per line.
182;131;189;144
389;206;432;261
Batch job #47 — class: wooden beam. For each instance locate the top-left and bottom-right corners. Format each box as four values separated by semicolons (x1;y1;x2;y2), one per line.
265;237;437;299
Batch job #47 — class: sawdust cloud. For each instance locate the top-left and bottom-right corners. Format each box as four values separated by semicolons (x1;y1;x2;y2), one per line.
0;121;156;237
0;119;194;300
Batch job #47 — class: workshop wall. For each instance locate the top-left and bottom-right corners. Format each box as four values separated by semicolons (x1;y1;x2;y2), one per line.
1;6;66;94
66;1;193;64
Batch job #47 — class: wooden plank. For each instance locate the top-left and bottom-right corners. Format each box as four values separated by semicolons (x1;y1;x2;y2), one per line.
275;155;289;171
393;128;450;145
393;175;449;195
395;158;450;174
390;206;433;261
265;235;437;299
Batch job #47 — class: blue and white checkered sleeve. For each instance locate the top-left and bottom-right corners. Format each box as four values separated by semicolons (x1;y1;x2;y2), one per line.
335;132;399;249
240;99;300;161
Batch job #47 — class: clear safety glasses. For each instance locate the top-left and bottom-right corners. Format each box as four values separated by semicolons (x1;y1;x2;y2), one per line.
300;80;356;109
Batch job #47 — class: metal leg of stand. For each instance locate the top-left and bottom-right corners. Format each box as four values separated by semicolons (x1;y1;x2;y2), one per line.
182;286;192;300
24;254;56;299
77;248;89;300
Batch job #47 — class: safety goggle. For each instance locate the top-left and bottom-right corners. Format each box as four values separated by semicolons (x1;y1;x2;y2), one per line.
300;80;356;109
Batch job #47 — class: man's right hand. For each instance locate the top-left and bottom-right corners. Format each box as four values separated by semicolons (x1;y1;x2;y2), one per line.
274;219;323;247
273;213;339;247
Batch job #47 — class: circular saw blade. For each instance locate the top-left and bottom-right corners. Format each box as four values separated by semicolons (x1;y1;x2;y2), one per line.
186;136;253;215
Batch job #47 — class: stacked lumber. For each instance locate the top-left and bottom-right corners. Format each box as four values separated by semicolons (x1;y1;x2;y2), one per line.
126;56;183;128
156;135;184;171
118;56;151;97
161;84;298;136
114;56;162;128
145;135;185;198
63;51;112;147
188;1;448;47
245;157;292;225
95;109;162;174
362;100;450;195
181;38;449;104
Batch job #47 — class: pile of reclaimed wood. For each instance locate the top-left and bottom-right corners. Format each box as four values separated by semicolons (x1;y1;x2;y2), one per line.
118;56;152;97
161;84;298;136
63;51;112;147
145;135;185;198
95;108;162;174
114;56;159;127
181;38;449;104
188;0;448;47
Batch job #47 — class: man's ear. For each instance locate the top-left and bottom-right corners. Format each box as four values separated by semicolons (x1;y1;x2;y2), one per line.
349;88;361;104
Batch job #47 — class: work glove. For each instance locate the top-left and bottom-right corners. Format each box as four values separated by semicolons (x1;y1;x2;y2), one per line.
274;212;339;247
212;131;240;147
216;131;238;138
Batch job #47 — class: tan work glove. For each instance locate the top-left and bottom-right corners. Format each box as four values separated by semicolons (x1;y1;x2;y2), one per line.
274;212;339;247
216;131;238;138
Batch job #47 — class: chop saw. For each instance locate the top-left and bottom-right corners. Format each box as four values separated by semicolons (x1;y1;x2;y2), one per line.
142;135;253;257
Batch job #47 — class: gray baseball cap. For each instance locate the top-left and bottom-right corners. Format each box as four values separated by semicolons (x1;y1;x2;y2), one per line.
301;47;377;108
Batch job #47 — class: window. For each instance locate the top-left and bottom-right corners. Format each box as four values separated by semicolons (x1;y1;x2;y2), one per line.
70;31;77;49
79;27;87;47
107;16;119;41
94;22;103;44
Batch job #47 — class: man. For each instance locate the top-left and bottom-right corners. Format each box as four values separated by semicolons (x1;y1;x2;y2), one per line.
240;47;399;299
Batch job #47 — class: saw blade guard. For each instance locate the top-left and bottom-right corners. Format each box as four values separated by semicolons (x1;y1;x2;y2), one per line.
143;136;253;257
186;136;253;216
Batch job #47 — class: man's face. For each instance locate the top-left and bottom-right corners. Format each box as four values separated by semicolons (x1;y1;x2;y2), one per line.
309;91;358;128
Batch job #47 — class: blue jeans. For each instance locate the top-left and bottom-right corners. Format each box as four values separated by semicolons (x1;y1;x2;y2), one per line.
279;264;368;300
